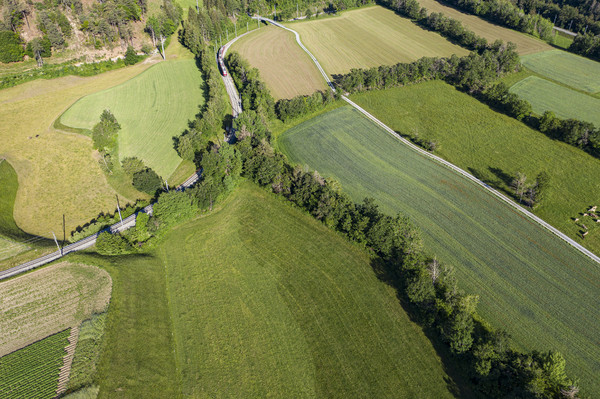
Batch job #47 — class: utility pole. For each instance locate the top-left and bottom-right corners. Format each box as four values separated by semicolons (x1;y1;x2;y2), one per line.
116;195;124;228
165;180;170;192
62;214;66;251
196;0;199;13
52;232;62;255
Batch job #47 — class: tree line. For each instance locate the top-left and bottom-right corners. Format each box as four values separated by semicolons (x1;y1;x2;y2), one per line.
389;0;600;62
196;63;579;396
0;0;181;64
515;0;600;35
334;47;600;159
88;39;583;396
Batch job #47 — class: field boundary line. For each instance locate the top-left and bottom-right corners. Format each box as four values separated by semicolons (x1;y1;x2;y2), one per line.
259;16;600;266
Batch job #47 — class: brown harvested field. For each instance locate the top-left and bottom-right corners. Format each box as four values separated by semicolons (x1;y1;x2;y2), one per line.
0;261;112;356
287;6;468;76
0;61;156;238
418;0;552;55
230;26;328;99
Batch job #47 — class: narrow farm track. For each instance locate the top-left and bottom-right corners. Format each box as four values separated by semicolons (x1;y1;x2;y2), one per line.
256;15;600;266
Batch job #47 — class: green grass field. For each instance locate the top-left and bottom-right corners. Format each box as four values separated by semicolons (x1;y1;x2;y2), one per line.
510;76;600;126
78;182;461;397
0;329;70;399
287;6;468;75
520;50;600;93
157;182;457;397
87;253;180;399
278;105;600;394
60;60;204;179
350;81;600;253
230;26;328;99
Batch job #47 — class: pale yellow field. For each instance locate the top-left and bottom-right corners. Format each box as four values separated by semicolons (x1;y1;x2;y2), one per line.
231;26;328;99
0;36;194;238
0;62;154;237
417;0;552;55
288;6;469;75
0;261;112;356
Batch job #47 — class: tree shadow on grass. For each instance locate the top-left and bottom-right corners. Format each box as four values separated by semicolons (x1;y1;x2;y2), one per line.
369;257;481;399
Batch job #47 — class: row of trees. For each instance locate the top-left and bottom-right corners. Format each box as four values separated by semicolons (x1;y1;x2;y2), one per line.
174;49;228;163
335;40;520;94
187;74;579;395
568;32;600;60
521;0;600;35
275;90;337;121
334;46;600;159
432;0;555;39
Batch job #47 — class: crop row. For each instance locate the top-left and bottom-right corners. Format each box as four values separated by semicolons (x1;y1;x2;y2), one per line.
0;329;70;399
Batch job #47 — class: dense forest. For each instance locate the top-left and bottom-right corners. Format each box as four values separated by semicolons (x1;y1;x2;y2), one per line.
0;0;182;63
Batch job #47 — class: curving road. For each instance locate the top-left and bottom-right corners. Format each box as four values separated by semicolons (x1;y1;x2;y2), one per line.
255;16;600;265
219;33;248;117
4;20;597;281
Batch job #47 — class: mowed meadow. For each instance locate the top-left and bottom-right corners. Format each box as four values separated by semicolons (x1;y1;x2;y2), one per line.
510;76;600;126
351;81;600;253
417;0;552;55
82;183;461;398
61;60;204;179
0;61;156;237
230;26;328;99
288;6;468;75
520;50;600;93
278;106;600;393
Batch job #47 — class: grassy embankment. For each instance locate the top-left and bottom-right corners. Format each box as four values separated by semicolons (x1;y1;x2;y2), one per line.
0;159;57;267
286;6;468;76
230;25;328;99
278;105;600;394
77;182;461;398
60;59;204;180
417;0;552;55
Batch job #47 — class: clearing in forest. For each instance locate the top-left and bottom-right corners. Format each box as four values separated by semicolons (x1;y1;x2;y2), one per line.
287;6;468;75
230;26;328;99
61;60;205;179
510;76;600;126
0;61;154;238
278;105;600;395
520;50;600;93
417;0;552;55
0;261;112;357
